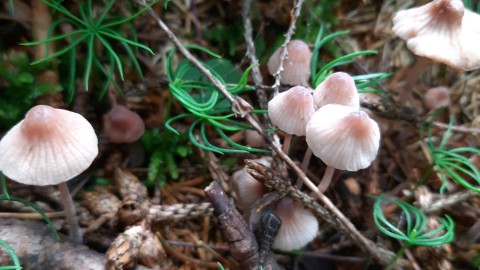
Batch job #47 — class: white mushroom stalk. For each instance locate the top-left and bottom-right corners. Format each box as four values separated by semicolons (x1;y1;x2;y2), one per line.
0;105;99;244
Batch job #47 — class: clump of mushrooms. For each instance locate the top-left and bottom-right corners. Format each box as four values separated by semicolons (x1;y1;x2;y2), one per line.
0;105;98;243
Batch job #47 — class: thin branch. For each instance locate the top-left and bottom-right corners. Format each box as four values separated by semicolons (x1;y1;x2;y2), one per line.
241;0;268;109
433;121;480;135
422;189;478;214
271;0;305;96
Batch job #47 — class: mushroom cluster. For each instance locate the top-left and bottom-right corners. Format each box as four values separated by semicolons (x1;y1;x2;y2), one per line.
242;70;382;251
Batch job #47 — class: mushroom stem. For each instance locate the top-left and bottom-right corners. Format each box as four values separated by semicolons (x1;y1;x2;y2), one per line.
58;182;82;244
282;134;293;155
318;165;335;193
295;148;313;188
398;57;430;102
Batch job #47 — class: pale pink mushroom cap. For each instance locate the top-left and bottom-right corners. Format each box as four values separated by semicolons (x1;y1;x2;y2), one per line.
103;105;145;143
306;104;381;171
0;105;98;186
392;0;480;71
267;40;312;86
424;86;451;110
272;198;318;250
231;157;271;211
268;86;315;136
245;129;265;148
313;72;360;110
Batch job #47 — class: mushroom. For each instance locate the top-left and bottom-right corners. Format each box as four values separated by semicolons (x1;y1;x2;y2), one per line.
0;105;98;243
392;0;480;100
306;104;380;191
245;129;266;148
103;105;145;143
268;86;315;153
424;86;451;111
272;197;318;250
313;72;360;110
267;40;312;86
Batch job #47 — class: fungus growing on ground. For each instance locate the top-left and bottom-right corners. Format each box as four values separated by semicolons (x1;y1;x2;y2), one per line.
272;197;318;250
0;105;98;243
267;40;312;86
231;157;271;213
245;129;265;148
268;86;315;153
306;104;380;191
103;105;145;143
392;0;480;100
424;86;451;111
313;72;360;110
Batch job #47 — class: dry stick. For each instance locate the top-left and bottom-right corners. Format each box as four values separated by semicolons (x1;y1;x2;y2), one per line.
242;0;268;110
422;189;478;214
271;0;305;96
143;5;399;267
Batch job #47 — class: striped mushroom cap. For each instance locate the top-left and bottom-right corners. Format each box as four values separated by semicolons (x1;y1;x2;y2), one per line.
267;40;312;86
0;105;98;185
313;72;360;110
268;86;315;136
392;0;480;71
306;104;380;171
272;198;318;250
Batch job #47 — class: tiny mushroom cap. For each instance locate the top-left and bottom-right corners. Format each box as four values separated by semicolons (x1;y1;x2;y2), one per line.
0;105;98;186
268;86;315;136
424;86;451;110
392;0;480;71
272;197;318;251
267;40;312;86
306;104;381;171
231;157;271;211
103;105;145;143
313;72;360;110
245;129;265;148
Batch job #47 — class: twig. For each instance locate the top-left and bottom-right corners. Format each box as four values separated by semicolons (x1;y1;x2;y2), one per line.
241;0;268;109
433;121;480;135
271;0;305;96
422;189;478;214
205;181;280;270
142;3;400;267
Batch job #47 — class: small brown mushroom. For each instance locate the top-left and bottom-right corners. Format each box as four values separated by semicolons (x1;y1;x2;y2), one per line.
103;105;145;143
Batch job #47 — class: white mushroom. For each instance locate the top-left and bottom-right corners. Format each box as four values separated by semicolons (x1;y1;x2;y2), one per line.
392;0;480;71
313;72;360;110
0;105;99;243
